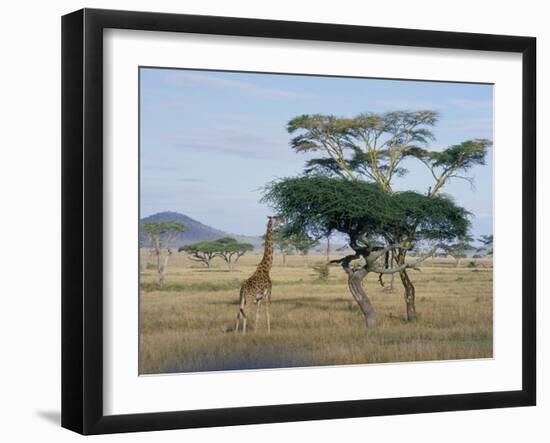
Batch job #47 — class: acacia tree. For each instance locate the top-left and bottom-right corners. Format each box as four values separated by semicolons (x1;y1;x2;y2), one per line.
141;221;186;288
287;111;491;321
442;235;474;267
179;237;253;270
211;237;254;271
263;176;469;327
289;231;319;268
478;234;494;256
178;241;219;268
269;226;294;266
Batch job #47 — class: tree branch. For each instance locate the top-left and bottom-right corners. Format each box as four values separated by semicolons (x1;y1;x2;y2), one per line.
369;242;443;274
367;242;409;262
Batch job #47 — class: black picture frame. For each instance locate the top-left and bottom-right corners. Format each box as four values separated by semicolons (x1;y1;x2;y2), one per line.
62;8;536;435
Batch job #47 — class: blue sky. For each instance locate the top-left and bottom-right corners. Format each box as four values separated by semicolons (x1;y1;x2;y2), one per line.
140;68;493;241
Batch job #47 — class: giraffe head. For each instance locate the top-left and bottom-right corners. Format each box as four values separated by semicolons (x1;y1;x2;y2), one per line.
268;215;284;228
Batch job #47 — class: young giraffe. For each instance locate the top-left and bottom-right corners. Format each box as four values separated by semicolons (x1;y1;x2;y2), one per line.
235;216;282;335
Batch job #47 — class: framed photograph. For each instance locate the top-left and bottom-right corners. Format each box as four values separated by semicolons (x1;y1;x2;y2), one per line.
61;8;536;435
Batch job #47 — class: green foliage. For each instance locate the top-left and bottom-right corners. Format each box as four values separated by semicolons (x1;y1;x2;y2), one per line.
178;237;253;269
178;241;220;255
179;241;221;268
142;221;186;247
479;234;493;245
263;226;319;259
264;108;490;323
286;111;490;198
441;235;474;262
212;237;254;270
304;157;345;177
424;139;491;170
141;221;186;287
388;192;471;241
287;110;439;185
478;234;494;256
270;226;294;255
288;231;319;255
142;221;186;235
212;237;254;254
262;175;470;245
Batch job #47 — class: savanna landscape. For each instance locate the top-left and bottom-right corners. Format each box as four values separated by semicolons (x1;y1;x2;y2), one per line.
140;251;492;374
139;68;494;375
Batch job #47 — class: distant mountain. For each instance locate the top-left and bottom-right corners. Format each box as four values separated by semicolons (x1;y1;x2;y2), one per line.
140;211;262;248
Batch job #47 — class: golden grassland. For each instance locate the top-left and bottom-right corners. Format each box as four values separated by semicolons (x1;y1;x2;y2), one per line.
139;253;493;374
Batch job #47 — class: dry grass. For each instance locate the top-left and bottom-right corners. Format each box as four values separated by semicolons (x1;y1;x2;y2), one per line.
139;253;493;374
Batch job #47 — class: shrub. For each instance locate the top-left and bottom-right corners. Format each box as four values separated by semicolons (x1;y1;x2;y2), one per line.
312;262;330;282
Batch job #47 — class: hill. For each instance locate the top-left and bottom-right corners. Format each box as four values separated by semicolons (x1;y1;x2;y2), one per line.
140;211;262;248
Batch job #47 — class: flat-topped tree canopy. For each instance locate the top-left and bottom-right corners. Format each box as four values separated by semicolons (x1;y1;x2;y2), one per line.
387;191;471;242
262;175;470;249
287;110;439;187
287;111;491;199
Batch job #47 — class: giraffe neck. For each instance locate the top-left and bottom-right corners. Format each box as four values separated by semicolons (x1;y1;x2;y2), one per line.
258;219;273;272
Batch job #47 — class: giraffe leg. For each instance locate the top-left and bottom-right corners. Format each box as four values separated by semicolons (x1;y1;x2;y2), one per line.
235;290;246;335
242;312;247;335
254;299;262;332
234;310;241;334
266;291;271;334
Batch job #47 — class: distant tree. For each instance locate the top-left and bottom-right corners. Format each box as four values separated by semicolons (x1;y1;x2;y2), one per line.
178;241;219;268
269;226;294;266
179;237;254;270
442;235;474;267
288;231;320;268
142;221;186;288
211;237;254;271
478;234;494;256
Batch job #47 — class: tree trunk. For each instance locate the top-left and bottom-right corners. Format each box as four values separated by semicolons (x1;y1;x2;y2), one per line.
381;252;396;293
397;249;416;322
326;237;330;262
282;253;286;266
347;268;377;327
157;253;164;289
159;270;165;288
399;269;416;322
158;250;171;289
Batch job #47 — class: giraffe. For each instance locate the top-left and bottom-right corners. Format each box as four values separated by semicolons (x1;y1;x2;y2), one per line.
234;215;282;335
